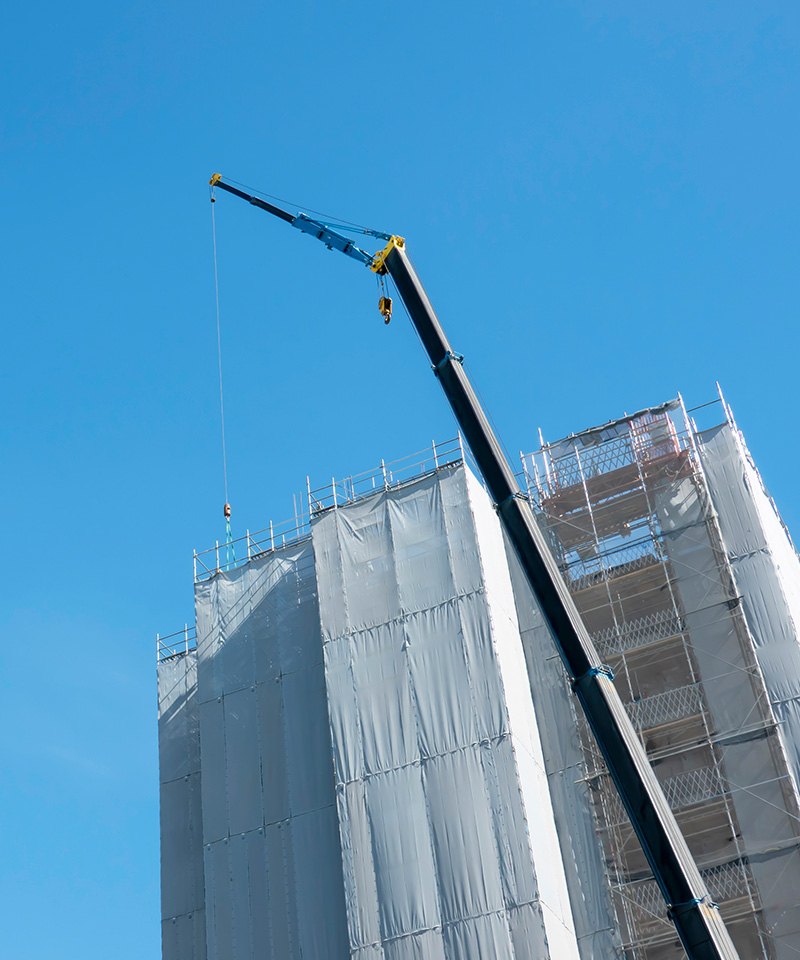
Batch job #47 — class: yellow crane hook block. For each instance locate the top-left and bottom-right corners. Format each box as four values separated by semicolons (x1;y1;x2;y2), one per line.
379;296;392;324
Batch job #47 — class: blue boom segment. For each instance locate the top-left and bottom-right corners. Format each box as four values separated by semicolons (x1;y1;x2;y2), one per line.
291;214;376;266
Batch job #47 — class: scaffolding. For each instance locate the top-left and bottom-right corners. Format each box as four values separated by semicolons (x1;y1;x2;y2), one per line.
522;398;800;960
157;405;800;958
157;623;198;662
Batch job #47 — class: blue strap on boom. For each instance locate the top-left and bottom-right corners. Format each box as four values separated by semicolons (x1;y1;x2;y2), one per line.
573;664;615;689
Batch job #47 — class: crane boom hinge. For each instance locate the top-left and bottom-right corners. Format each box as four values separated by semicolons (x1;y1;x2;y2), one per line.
370;235;406;275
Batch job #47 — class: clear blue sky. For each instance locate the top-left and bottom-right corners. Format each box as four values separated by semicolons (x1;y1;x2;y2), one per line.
2;3;798;957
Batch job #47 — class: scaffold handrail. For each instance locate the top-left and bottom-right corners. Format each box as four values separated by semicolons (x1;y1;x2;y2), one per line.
193;436;476;583
156;624;197;662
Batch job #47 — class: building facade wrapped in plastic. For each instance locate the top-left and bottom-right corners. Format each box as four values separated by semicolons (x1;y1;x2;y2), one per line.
159;398;800;960
159;456;583;960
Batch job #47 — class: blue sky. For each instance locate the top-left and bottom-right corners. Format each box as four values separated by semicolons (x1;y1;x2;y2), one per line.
2;3;798;957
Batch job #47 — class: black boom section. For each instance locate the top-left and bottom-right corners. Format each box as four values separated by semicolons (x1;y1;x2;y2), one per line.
212;179;295;223
384;241;740;960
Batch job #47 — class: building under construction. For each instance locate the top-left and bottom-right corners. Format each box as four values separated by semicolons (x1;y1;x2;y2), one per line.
521;396;800;958
158;396;800;960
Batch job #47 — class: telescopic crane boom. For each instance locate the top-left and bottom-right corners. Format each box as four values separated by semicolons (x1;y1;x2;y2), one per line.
208;173;741;960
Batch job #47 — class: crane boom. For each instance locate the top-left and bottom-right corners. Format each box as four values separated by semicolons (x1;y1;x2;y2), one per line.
208;174;741;960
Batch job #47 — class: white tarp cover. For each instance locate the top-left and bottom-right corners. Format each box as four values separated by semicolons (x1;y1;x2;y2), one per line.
696;423;800;954
656;456;800;957
158;650;207;960
504;544;624;960
698;424;800;794
193;541;350;960
312;464;581;960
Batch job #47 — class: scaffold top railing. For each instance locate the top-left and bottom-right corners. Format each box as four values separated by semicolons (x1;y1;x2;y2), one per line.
193;435;474;583
521;396;728;504
157;623;197;663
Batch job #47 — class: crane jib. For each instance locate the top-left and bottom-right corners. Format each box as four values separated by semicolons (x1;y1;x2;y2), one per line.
207;174;742;960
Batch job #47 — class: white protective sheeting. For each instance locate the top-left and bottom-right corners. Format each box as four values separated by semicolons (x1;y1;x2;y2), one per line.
193;541;350;960
698;423;800;797
656;461;800;957
158;650;207;960
504;534;623;960
312;464;581;960
696;423;800;954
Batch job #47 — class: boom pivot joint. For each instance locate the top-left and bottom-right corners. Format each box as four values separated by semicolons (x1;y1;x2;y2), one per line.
370;235;406;275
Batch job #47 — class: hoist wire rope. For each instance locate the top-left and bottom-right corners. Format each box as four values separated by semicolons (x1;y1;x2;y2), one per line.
210;193;230;508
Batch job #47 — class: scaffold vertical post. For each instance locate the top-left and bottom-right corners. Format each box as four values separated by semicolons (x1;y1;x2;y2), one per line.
678;393;703;468
246;530;251;559
193;551;196;581
306;476;312;516
716;381;735;426
432;440;439;469
538;427;553;493
458;430;465;463
184;623;189;654
332;477;337;508
270;520;275;551
215;540;220;572
381;459;388;490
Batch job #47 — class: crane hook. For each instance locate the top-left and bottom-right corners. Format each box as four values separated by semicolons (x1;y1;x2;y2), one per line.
379;295;392;325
